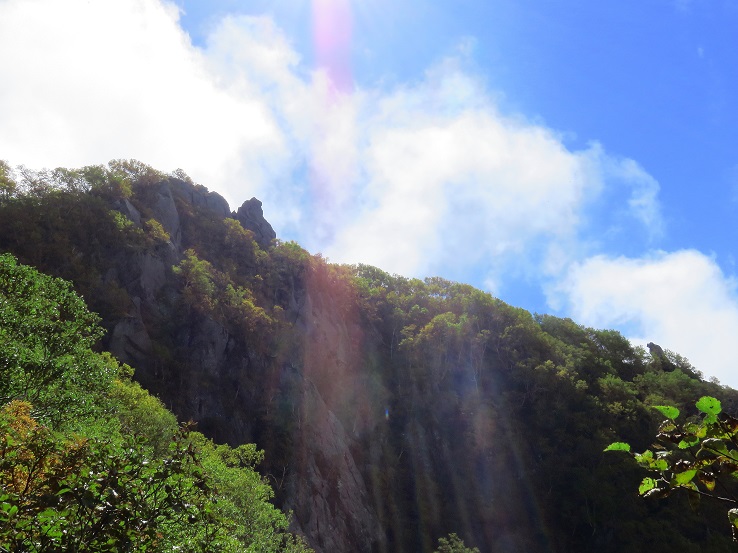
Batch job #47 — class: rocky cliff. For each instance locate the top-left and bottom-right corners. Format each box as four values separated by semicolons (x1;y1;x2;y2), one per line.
98;179;382;552
3;168;738;552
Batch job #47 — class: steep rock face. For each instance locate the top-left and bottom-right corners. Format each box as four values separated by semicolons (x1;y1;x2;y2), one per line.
7;176;738;552
100;179;380;553
170;179;231;220
234;197;276;249
277;269;384;553
0;177;611;552
108;297;152;367
280;368;381;553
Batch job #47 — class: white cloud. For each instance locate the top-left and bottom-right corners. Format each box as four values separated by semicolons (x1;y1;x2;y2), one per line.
321;64;664;288
592;150;664;240
0;0;288;207
6;0;726;393
326;92;600;278
0;0;666;300
551;250;738;387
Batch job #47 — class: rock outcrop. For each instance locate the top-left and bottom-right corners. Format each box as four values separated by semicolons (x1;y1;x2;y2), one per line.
234;197;276;249
101;179;380;553
4;172;738;553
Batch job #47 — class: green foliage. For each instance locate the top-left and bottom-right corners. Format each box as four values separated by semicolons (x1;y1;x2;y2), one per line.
0;400;311;552
652;405;680;420
604;442;631;452
697;395;722;416
434;533;480;553
0;255;311;552
607;396;738;540
173;249;217;312
189;433;312;553
143;218;171;244
109;376;178;455
170;167;195;184
173;249;274;335
0;401;238;552
0;160;16;198
3;161;738;551
222;217;262;269
0;253;116;427
107;159;165;187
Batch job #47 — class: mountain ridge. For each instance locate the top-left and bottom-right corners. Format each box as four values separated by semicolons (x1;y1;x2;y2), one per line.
1;160;737;552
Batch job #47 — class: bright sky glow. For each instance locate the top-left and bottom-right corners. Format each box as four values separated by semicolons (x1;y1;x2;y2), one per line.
1;0;738;387
312;0;353;93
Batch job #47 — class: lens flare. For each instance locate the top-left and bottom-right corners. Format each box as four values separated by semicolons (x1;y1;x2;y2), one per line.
312;0;353;93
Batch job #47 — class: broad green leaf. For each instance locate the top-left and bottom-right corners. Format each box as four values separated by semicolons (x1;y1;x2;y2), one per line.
678;436;700;449
639;477;657;495
704;413;718;425
653;459;669;471
673;469;697;486
635;450;654;464
653;405;680;420
696;396;722;415
604;442;631;452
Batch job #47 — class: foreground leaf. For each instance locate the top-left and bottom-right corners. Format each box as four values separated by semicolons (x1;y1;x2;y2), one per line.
696;396;722;416
653;405;680;420
639;477;657;495
673;470;697;486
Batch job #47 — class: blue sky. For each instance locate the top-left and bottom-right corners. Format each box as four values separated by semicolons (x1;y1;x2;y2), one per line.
1;0;738;386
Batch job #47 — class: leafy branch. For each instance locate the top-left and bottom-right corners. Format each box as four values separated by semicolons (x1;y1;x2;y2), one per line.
607;396;738;540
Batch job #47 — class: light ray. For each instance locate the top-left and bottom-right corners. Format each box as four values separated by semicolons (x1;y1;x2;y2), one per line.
312;0;354;93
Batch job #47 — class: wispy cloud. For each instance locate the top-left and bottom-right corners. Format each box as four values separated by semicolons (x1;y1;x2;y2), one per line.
598;154;664;241
9;0;727;383
0;0;289;205
0;0;661;283
550;250;738;386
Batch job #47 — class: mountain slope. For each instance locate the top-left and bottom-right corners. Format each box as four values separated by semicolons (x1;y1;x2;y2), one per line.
1;161;737;552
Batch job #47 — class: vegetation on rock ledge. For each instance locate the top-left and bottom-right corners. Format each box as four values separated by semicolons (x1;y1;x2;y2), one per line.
0;253;311;552
2;160;738;551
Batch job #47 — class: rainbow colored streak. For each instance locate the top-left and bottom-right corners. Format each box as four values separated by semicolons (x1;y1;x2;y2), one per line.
312;0;353;94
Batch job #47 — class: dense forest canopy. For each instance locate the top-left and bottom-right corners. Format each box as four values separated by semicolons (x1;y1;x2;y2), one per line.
2;159;738;552
0;252;312;552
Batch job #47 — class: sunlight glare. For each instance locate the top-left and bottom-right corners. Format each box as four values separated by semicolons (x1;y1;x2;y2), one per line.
312;0;353;92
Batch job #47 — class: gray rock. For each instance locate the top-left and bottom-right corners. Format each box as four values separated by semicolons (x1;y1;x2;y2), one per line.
647;341;665;358
135;253;167;302
281;369;381;553
234;197;276;249
170;179;231;219
149;182;182;249
108;297;152;369
113;198;142;226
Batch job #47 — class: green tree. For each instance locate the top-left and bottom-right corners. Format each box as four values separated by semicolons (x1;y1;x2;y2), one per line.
434;533;480;553
173;249;217;313
188;432;313;553
0;253;116;428
0;161;16;198
0;254;312;552
0;401;241;552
